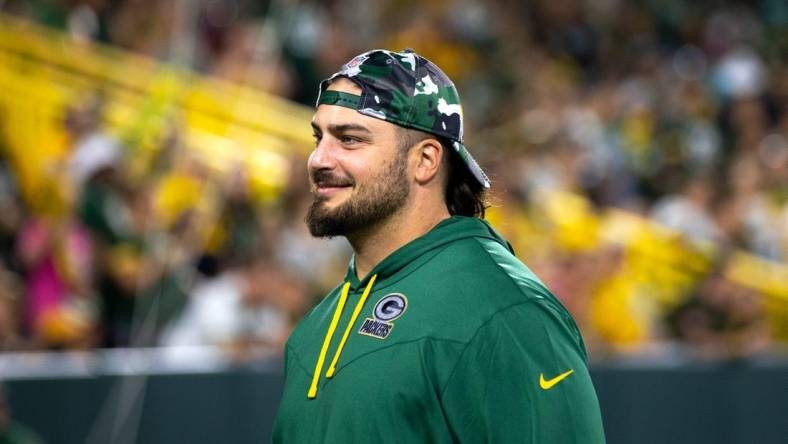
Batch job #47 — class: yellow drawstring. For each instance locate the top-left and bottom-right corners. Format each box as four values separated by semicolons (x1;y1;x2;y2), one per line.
307;282;350;399
306;275;378;399
326;274;377;378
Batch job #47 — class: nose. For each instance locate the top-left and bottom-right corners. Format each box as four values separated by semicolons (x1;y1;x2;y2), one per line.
308;136;337;173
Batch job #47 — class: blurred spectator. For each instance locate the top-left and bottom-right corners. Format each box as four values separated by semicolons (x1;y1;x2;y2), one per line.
65;93;121;190
234;259;307;354
211;21;295;95
161;255;305;362
108;0;176;57
160;254;244;349
0;157;24;274
0;269;25;351
668;256;770;359
210;163;262;266
650;174;724;245
15;183;95;349
716;153;786;260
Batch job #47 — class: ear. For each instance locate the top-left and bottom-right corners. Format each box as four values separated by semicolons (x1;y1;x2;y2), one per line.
412;138;443;185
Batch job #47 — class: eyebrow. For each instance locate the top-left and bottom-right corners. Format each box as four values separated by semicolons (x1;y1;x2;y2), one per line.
311;122;372;134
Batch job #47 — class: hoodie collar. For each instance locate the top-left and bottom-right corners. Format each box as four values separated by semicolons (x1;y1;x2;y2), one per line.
343;216;512;291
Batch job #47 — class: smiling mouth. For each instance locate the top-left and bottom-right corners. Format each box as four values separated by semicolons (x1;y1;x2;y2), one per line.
311;169;354;197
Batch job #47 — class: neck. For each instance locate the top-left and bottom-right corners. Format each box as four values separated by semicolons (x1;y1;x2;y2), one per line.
347;202;449;279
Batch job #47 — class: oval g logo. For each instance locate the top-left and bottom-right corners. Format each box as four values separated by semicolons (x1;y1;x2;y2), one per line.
373;294;408;321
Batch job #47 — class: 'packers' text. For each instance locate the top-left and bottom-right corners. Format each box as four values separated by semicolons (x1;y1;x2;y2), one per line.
358;318;393;339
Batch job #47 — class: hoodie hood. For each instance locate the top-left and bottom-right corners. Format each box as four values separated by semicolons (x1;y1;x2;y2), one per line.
344;216;513;291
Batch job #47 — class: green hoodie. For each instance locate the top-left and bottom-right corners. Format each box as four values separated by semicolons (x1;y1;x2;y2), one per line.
272;216;605;443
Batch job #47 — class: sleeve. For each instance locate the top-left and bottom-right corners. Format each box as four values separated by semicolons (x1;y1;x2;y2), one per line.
439;301;606;443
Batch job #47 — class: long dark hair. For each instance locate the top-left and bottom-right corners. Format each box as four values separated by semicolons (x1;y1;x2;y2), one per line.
444;143;488;218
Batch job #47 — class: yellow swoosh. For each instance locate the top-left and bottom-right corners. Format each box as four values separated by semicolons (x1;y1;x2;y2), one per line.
539;369;574;390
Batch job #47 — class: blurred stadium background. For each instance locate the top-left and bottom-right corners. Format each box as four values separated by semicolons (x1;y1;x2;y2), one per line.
0;0;786;443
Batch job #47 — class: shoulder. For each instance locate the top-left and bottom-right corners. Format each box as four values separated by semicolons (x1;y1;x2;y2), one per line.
407;235;583;351
423;234;555;311
475;298;586;361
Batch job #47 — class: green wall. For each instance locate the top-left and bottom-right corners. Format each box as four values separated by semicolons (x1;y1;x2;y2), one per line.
4;359;788;443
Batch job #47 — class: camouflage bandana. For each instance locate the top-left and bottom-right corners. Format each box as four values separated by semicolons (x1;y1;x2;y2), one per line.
316;49;491;189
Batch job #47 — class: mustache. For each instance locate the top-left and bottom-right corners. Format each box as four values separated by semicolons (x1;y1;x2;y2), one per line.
310;169;354;188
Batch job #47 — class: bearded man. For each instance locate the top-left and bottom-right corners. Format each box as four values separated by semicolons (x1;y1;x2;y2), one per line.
272;49;605;443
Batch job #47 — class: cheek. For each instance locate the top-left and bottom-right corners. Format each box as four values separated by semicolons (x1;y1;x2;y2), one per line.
334;153;371;182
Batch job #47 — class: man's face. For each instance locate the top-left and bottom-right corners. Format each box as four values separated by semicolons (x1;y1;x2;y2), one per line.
306;79;411;237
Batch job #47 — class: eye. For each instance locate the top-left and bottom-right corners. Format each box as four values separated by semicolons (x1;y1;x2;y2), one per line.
339;135;360;145
312;133;322;145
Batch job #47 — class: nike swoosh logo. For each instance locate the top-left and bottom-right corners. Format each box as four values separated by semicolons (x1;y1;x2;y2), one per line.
539;369;574;390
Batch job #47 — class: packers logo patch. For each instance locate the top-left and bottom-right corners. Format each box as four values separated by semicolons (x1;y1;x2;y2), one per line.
358;293;407;339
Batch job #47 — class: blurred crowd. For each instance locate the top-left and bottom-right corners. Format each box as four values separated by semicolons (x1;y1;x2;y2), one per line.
0;0;786;362
0;91;331;361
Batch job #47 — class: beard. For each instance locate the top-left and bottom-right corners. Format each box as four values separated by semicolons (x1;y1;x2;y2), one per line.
306;151;410;238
